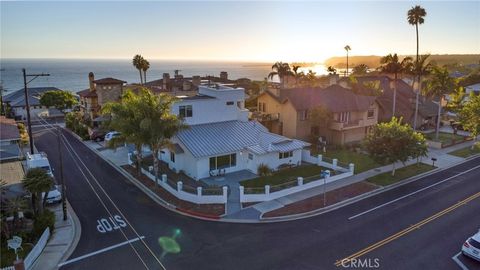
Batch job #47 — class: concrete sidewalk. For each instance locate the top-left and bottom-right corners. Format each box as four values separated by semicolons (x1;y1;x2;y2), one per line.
31;202;80;270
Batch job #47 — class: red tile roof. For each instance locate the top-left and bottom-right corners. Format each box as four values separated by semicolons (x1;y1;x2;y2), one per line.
77;89;98;98
93;77;126;84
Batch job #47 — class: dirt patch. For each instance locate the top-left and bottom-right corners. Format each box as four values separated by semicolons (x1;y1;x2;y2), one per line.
263;181;378;218
122;165;225;217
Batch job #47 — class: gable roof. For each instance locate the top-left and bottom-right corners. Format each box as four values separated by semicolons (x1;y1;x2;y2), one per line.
77;89;98;98
93;77;126;84
176;120;309;158
3;87;61;107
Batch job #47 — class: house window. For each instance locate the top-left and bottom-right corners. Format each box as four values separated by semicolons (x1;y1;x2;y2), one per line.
338;112;350;123
209;154;237;170
367;109;375;119
279;151;293;159
226;101;234;106
248;153;253;160
237;101;242;108
170;152;175;163
179;105;193;118
299;110;309;121
258;102;266;112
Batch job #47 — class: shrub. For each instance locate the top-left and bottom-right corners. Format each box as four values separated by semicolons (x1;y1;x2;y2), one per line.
24;210;34;219
33;209;55;237
257;163;272;176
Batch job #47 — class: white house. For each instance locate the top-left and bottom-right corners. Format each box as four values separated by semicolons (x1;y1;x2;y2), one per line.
160;84;310;180
2;87;63;120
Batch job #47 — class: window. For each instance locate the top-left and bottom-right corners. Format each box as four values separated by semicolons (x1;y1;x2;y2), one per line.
468;238;480;249
338;112;350;123
279;151;293;159
209;154;237;170
258;102;266;112
237;101;242;109
248;153;253;160
226;101;234;106
367;109;375;119
170;152;175;163
179;105;193;118
299;110;309;121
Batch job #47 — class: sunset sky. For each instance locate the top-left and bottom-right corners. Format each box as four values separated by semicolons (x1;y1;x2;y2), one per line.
1;1;479;62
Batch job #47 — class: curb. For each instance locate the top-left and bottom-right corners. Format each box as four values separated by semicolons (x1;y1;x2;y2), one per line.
59;201;82;264
63;128;224;223
260;155;480;222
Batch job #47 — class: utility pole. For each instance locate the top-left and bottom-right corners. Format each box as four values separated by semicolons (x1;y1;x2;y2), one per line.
22;68;50;154
56;126;67;221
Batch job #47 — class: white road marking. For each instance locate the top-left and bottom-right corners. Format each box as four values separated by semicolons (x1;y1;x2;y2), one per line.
348;164;480;220
58;236;145;267
452;252;469;270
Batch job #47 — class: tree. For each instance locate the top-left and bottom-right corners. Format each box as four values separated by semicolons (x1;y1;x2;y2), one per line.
351;64;369;76
133;54;145;85
105;88;187;182
424;65;456;141
344;45;351;76
2;197;27;235
40;90;78;110
458;92;480;149
141;58;150;84
364;117;428;176
379;54;412;117
268;62;293;88
408;5;427;130
22;168;54;215
327;66;337;75
446;86;466;113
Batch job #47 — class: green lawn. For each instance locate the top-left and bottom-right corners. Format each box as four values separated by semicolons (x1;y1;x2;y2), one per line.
425;132;466;145
241;165;328;188
448;143;480;158
322;149;380;174
1;243;33;268
367;163;436;186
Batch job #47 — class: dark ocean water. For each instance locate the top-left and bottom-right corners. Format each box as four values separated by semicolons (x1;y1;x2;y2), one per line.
0;59;274;93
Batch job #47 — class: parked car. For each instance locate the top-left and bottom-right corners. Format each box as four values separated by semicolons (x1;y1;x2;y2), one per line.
462;229;480;261
42;185;62;204
90;129;106;142
104;131;121;144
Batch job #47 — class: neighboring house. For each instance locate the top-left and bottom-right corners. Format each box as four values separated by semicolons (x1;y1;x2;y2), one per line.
0;161;26;200
2;87;63;120
0;116;22;162
77;72;126;120
256;85;379;145
159;84;309;180
464;83;480;101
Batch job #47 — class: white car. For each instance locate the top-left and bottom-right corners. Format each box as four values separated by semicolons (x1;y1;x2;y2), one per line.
462;230;480;261
42;186;62;204
104;131;121;143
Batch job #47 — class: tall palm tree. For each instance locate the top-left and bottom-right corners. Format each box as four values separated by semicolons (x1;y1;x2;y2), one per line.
133;54;145;85
268;62;293;88
379;54;412;117
408;5;427;130
292;65;301;86
22;168;53;215
141;59;150;85
344;45;351;76
424;66;456;141
351;64;369;76
327;66;337;75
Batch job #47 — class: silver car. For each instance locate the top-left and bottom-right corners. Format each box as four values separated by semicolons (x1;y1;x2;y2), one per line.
462;230;480;261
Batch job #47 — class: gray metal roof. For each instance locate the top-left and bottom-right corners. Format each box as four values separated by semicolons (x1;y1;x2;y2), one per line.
3;87;61;107
176;120;309;158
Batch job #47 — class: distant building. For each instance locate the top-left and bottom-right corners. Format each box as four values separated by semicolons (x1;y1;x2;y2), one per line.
77;72;126;120
2;87;63;120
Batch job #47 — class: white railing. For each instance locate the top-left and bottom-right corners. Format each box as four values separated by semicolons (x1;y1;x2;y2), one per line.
301;149;353;173
140;168;227;204
24;227;50;269
240;170;354;203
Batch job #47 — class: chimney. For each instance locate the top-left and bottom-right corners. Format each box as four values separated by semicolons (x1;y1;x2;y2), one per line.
192;75;201;86
88;72;95;92
220;71;228;81
329;74;339;86
163;73;170;90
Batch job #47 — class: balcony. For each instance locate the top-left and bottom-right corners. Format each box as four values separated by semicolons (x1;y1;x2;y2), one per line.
257;113;280;122
330;119;363;130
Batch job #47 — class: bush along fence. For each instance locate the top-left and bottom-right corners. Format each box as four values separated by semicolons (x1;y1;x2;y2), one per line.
140;168;228;204
2;228;51;270
240;152;354;203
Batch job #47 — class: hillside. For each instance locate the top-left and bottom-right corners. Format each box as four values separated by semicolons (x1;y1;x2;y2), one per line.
325;54;480;68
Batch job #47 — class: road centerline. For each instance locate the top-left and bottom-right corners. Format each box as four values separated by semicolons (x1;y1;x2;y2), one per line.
58;236;146;267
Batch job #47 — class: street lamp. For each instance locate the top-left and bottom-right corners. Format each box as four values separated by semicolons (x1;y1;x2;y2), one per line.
22;68;50;154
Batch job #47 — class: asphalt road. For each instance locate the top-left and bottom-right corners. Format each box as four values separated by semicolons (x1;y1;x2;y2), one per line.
33;125;480;270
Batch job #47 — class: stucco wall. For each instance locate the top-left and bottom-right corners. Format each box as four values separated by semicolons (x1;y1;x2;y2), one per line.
97;84;122;106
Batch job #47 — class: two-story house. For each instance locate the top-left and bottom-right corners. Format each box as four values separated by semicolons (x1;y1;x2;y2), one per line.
77;72;126;120
159;84;309;180
256;85;379;145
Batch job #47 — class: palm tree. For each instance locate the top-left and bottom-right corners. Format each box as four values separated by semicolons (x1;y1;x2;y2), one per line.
3;197;27;235
344;45;351;76
268;62;293;88
133;54;145;85
22;168;53;215
408;5;427;130
379;54;412;117
327;66;337;75
292;65;301;86
351;64;369;76
141;59;150;85
424;66;456;141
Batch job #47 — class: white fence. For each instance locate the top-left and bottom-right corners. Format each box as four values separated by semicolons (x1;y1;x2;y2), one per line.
301;149;352;173
240;170;353;203
141;168;227;204
26;227;50;269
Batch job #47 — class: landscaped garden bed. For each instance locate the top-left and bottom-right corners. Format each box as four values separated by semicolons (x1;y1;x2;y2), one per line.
263;182;378;218
448;143;480;158
424;132;469;148
366;163;435;186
